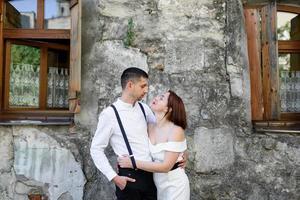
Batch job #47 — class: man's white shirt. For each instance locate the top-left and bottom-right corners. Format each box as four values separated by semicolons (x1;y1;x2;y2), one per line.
90;99;156;181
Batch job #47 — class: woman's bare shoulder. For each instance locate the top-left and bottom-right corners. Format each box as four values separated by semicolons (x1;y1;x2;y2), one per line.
168;125;185;142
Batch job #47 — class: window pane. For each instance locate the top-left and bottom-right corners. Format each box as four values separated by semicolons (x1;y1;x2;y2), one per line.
277;12;300;40
4;0;37;28
279;53;300;112
9;44;40;108
45;0;71;29
47;49;69;108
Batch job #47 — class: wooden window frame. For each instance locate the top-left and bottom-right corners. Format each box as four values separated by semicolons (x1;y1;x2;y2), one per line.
3;39;70;111
0;0;79;122
0;0;4;115
277;5;300;121
244;2;300;130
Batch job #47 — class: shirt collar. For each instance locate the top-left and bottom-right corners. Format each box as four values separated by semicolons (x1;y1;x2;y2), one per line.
117;98;137;108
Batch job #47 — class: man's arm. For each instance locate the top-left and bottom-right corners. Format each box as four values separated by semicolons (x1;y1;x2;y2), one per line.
90;109;117;181
90;108;135;190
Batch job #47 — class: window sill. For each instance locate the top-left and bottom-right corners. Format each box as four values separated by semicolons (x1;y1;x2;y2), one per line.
0;111;73;125
253;121;300;134
0;119;72;126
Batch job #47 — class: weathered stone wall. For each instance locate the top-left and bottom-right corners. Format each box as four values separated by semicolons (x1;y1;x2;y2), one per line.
79;0;300;200
0;126;86;200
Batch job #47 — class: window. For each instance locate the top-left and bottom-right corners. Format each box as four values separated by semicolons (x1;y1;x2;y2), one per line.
277;6;300;121
244;3;300;128
0;0;81;122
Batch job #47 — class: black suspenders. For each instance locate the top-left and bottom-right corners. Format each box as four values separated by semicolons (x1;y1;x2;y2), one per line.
138;102;147;121
111;102;146;170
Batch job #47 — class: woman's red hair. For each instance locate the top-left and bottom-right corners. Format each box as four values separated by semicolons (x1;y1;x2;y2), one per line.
166;90;187;130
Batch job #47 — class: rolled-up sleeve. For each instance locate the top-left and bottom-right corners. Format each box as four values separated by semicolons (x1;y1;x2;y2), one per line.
90;109;117;181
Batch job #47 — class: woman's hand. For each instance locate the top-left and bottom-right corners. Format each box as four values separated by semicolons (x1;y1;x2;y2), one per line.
178;151;188;168
118;155;133;168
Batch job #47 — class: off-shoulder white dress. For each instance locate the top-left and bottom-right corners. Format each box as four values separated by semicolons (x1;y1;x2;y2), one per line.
149;139;190;200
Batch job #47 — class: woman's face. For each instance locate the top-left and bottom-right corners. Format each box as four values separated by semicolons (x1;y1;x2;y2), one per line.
150;92;170;112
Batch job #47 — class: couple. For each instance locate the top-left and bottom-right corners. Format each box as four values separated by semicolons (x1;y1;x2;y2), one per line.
90;67;190;200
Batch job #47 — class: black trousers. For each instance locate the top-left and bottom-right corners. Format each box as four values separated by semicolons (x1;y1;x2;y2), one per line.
116;168;157;200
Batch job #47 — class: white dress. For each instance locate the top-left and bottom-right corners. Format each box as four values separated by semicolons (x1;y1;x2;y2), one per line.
149;139;190;200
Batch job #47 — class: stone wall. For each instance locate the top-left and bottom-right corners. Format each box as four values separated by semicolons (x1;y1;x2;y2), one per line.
0;126;86;200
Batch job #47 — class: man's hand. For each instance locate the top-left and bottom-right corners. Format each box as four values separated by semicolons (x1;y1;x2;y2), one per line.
178;151;188;168
113;175;135;190
118;155;133;168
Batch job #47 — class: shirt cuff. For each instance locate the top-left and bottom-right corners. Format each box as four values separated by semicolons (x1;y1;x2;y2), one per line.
107;171;118;182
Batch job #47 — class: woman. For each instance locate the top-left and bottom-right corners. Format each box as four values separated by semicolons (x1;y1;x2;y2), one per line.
118;90;190;200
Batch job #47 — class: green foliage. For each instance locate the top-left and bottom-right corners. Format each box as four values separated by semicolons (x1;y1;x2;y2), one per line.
123;18;135;48
278;54;290;73
11;44;40;71
277;21;290;40
277;22;291;72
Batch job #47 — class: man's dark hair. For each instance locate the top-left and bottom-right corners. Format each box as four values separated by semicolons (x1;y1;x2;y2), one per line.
121;67;148;89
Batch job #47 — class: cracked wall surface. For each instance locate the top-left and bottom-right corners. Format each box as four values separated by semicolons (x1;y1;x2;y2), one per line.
0;126;87;200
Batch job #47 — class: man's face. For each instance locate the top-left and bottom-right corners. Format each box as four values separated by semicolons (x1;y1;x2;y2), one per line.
131;77;149;101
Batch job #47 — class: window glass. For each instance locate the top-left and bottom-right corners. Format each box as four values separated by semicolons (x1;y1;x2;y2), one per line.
45;0;71;29
47;49;69;108
277;12;299;40
5;0;37;28
9;44;40;108
279;53;300;112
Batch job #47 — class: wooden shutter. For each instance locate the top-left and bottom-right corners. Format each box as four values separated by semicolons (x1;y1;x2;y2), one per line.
69;0;81;113
244;8;264;120
0;0;3;111
261;1;280;120
290;14;300;71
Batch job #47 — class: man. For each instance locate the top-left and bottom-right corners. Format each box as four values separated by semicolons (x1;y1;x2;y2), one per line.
90;67;157;199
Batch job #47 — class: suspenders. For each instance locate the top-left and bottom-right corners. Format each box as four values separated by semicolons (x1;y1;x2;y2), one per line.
111;102;147;170
138;102;147;121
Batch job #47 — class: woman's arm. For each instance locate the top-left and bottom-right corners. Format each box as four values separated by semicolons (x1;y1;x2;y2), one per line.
147;123;155;138
118;151;180;173
137;151;180;173
118;126;186;173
